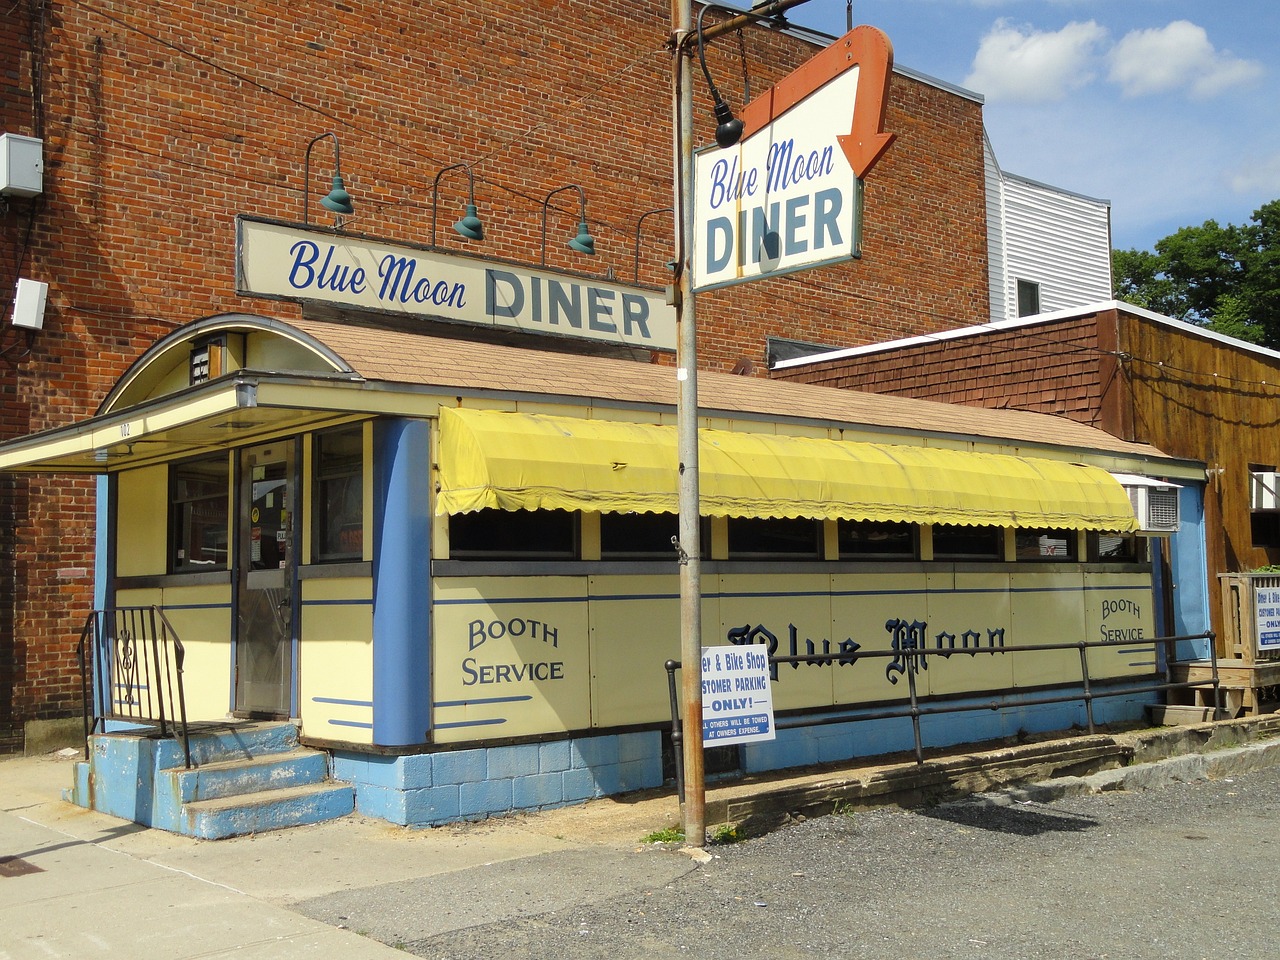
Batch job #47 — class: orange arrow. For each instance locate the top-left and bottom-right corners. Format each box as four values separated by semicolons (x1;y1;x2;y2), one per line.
739;25;896;180
837;28;896;179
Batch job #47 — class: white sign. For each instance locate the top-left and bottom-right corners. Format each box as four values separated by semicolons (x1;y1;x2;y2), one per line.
692;26;894;292
1255;586;1280;651
236;217;676;352
701;644;776;746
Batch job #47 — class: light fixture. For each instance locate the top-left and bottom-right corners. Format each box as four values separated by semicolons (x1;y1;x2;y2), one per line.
303;132;354;225
696;5;743;148
633;207;674;282
540;184;596;265
431;162;485;245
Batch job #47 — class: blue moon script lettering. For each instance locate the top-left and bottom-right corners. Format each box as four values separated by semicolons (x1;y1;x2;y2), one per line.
284;239;468;310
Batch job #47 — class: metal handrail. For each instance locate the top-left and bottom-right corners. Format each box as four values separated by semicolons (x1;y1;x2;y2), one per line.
77;606;191;768
666;631;1220;800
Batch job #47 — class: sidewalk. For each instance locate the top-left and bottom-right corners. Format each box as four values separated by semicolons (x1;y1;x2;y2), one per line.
5;716;1280;958
0;749;692;960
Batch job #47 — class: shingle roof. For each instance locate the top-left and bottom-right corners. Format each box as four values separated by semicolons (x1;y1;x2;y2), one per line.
288;317;1173;462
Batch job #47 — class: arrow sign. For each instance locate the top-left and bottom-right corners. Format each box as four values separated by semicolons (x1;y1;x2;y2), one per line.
741;25;896;179
693;25;897;292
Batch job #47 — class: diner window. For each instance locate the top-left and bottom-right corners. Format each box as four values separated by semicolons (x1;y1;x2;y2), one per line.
838;520;916;559
932;524;1002;560
1088;532;1144;562
313;426;364;563
726;517;823;559
170;454;230;572
600;512;708;559
1015;528;1077;561
449;509;577;559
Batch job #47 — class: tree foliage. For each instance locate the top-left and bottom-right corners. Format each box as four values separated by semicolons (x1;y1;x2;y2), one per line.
1112;199;1280;348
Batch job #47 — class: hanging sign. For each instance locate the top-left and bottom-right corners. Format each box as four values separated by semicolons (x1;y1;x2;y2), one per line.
692;25;895;292
236;217;676;352
701;643;776;746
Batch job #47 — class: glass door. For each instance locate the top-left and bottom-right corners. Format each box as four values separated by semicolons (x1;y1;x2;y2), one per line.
235;441;296;717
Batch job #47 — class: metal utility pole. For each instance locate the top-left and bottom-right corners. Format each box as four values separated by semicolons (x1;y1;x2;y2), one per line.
670;0;815;848
671;0;706;849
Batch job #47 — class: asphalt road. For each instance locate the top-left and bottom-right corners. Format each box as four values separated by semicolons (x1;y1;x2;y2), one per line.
297;764;1280;960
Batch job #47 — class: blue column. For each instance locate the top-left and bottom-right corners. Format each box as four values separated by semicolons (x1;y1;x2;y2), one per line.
372;419;433;745
1169;482;1211;658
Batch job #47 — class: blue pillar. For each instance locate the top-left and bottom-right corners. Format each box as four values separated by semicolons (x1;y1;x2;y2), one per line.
372;419;433;745
1169;482;1211;658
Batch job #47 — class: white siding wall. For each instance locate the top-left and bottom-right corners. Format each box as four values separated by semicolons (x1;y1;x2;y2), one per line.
985;136;1113;323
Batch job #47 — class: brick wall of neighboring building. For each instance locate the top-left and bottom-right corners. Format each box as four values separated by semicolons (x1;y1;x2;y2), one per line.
0;1;992;750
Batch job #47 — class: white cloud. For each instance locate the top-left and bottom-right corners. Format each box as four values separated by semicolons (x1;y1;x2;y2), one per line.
1228;151;1280;195
964;19;1108;103
1108;20;1264;99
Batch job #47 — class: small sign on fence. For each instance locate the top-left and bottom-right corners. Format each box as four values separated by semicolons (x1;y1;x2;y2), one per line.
700;645;776;746
1254;585;1280;651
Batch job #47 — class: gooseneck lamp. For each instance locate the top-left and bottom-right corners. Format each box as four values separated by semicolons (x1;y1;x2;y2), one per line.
431;162;485;245
539;184;596;264
696;5;744;149
303;132;354;225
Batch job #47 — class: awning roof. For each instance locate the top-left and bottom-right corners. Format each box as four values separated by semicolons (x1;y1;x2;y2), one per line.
436;407;1141;531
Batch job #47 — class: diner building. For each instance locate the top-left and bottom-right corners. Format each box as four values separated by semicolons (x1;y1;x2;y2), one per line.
0;308;1198;828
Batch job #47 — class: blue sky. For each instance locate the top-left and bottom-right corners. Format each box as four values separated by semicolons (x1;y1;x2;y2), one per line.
781;0;1280;252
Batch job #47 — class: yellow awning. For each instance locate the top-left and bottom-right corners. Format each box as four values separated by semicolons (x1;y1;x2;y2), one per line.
436;407;1139;532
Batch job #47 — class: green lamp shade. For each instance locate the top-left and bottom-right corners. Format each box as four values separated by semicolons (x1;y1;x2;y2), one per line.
321;174;354;216
568;220;595;255
453;203;484;241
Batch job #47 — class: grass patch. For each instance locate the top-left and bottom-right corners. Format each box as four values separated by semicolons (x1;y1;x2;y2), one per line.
641;826;686;844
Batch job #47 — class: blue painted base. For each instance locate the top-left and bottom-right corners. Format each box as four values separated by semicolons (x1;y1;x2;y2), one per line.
334;730;665;826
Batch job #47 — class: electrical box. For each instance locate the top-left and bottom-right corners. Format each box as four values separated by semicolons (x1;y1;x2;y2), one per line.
0;134;44;198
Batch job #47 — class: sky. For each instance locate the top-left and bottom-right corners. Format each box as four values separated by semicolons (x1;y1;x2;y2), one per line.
779;0;1280;252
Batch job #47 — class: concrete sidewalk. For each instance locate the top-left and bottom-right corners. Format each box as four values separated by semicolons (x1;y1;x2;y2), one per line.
4;716;1280;958
0;749;692;960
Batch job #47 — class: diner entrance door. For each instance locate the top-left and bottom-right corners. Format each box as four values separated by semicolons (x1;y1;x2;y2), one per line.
234;441;296;717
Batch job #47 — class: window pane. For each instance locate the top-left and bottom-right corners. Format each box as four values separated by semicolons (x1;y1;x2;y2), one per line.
727;517;822;558
1015;528;1076;560
170;455;229;572
313;427;364;562
838;520;916;559
1088;532;1143;561
600;512;709;559
932;524;1001;560
449;509;577;559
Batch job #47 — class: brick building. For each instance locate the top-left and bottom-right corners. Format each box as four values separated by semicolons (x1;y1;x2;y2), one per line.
0;1;1010;753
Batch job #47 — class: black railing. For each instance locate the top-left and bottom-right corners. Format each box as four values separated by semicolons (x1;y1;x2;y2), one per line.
666;631;1221;802
77;606;191;768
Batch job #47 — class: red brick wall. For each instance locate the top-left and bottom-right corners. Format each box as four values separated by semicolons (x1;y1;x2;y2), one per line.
777;315;1107;427
1;1;991;748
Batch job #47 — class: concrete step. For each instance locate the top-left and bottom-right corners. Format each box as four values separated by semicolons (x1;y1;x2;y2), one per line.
167;748;330;803
156;721;300;770
180;781;355;840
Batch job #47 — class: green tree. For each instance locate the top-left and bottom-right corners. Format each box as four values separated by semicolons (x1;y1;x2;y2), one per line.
1113;199;1280;347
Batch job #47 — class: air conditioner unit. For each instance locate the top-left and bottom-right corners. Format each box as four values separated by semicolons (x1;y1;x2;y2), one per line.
1112;474;1181;534
1251;471;1279;511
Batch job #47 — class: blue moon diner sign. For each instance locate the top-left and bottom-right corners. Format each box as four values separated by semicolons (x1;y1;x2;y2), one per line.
236;216;677;352
693;25;896;292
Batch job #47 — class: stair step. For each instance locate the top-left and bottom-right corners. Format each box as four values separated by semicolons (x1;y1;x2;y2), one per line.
157;721;300;769
181;781;354;840
169;748;330;802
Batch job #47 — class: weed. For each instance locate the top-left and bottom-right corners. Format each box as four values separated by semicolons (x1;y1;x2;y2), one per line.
642;826;686;844
709;823;744;844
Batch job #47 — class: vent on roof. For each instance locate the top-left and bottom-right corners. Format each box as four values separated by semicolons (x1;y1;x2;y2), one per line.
1113;474;1181;535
